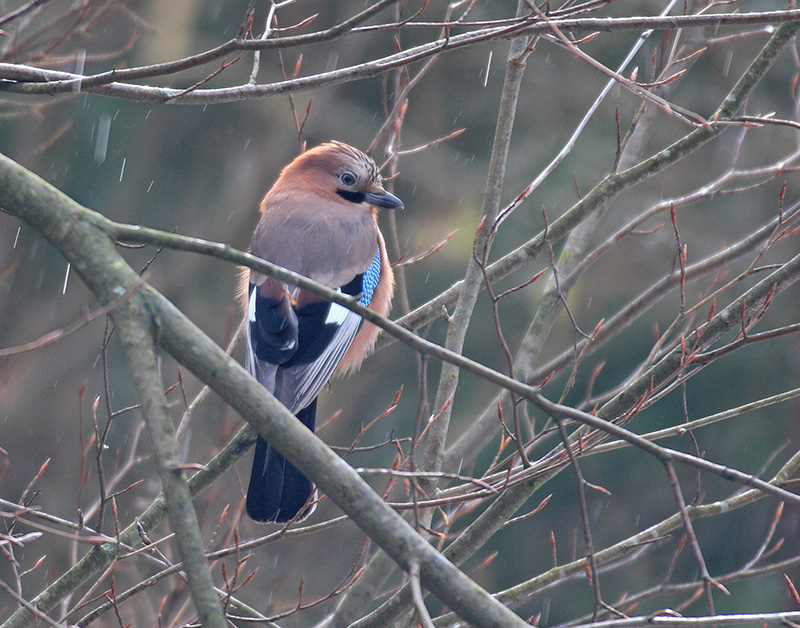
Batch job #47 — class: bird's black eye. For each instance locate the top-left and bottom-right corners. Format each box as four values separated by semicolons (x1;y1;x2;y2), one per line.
339;171;357;186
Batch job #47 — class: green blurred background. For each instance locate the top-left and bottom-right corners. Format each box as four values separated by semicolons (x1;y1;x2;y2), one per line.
1;1;800;625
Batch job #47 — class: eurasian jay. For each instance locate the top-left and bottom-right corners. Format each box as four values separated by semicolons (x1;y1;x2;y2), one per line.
242;141;402;523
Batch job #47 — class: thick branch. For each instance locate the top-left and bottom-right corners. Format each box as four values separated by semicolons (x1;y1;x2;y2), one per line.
0;153;528;628
111;312;226;628
0;420;254;628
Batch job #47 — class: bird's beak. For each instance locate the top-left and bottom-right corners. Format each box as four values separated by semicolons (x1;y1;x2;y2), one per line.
364;189;403;210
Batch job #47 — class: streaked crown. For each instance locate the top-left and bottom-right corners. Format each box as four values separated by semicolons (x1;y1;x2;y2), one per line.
272;141;402;211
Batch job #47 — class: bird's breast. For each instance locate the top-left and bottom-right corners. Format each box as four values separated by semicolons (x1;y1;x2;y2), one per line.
252;202;378;289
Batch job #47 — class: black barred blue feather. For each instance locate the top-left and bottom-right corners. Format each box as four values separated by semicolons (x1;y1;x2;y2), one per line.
359;247;381;305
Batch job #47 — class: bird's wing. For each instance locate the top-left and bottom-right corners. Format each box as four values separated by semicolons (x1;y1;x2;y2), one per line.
246;247;382;414
275;299;363;413
245;278;297;396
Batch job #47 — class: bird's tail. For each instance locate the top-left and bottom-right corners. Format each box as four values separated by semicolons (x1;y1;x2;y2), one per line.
246;399;317;523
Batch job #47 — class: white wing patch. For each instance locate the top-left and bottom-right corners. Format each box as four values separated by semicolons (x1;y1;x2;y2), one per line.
248;287;257;323
325;300;350;325
246;286;364;415
277;310;362;413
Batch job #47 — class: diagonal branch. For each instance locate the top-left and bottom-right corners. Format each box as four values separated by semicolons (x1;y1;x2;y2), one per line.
1;10;799;103
0;152;529;628
110;308;227;627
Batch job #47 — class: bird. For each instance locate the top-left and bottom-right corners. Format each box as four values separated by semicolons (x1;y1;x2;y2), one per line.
241;141;402;523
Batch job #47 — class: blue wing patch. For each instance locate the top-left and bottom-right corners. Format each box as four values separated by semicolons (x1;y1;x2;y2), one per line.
341;246;381;306
359;247;381;306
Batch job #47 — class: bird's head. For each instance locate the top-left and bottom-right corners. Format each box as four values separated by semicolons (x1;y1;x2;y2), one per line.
276;141;404;212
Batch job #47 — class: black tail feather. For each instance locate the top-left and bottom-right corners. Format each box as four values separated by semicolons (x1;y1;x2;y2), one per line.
246;400;317;523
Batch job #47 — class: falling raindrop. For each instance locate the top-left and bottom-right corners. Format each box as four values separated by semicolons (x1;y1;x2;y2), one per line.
62;262;71;294
147;180;155;193
326;50;339;72
483;50;493;87
119;157;126;182
541;598;551;625
13;226;20;248
94;114;112;165
723;50;734;77
73;49;86;93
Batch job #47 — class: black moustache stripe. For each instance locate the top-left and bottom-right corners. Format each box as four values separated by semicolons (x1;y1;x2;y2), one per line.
336;189;366;204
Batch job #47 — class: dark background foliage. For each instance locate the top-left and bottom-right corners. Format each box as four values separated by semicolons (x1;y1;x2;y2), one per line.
1;1;800;626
